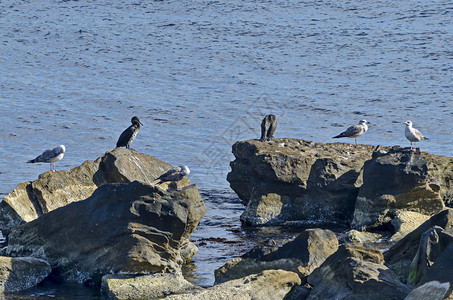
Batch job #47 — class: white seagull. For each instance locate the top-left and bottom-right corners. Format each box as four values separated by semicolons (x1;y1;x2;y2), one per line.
333;119;370;145
27;145;66;172
156;166;190;190
404;120;428;150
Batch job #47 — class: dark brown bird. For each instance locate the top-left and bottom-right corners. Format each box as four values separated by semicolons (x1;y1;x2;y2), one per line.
116;116;143;149
260;114;277;142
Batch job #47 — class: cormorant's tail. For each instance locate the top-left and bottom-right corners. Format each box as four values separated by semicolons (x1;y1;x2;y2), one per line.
27;159;36;163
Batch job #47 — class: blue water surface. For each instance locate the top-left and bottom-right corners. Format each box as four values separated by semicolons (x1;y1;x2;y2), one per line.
0;0;451;297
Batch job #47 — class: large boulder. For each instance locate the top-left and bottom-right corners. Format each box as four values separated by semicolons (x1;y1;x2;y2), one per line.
4;181;206;284
228;139;377;227
307;244;411;300
352;148;445;230
165;270;301;300
214;228;338;284
384;209;453;283
407;226;445;285
405;243;453;300
101;273;196;300
228;139;453;228
0;148;177;238
0;256;51;293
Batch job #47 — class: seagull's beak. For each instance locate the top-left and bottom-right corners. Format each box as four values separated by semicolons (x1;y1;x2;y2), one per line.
367;121;371;124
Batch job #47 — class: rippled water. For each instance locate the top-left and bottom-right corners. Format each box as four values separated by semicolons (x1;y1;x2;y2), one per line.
0;0;451;297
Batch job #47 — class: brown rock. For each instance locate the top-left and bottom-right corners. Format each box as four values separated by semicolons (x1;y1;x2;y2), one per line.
4;181;206;284
307;244;410;300
228;138;376;227
0;148;182;238
215;228;338;284
166;270;301;300
352;148;445;230
384;209;453;283
0;256;51;293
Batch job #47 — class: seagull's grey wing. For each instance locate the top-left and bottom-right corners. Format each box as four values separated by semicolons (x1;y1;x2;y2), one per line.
334;124;362;138
158;167;183;182
343;124;363;137
34;148;57;163
413;128;428;140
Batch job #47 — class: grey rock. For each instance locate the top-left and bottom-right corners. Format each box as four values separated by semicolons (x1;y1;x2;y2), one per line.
390;211;431;242
352;148;445;230
407;226;444;285
4;181;206;284
166;270;301;300
339;229;383;244
101;273;196;300
384;209;453;283
307;244;411;300
0;256;51;293
227;139;452;228
405;241;453;300
228;138;376;227
215;228;338;284
0;148;180;238
405;281;452;300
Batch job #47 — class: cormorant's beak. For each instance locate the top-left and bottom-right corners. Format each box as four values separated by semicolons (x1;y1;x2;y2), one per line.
139;121;144;126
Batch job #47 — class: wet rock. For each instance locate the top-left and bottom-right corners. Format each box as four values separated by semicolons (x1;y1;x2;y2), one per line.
4;181;206;284
384;209;453;283
166;270;301;300
214;228;338;284
0;148;178;238
101;273;196;300
307;244;410;300
0;256;51;293
228;138;376;227
352;148;445;231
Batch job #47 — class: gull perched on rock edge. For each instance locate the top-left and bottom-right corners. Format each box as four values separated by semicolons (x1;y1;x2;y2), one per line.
116;116;143;149
404;120;428;150
333;119;370;145
155;166;191;190
27;145;66;172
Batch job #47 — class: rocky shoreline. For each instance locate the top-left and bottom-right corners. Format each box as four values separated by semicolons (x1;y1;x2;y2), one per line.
0;140;452;299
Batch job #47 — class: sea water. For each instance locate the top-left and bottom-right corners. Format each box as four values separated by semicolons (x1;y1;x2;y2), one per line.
0;0;451;297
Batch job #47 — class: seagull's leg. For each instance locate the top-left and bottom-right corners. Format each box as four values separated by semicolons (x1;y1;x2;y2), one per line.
355;138;357;146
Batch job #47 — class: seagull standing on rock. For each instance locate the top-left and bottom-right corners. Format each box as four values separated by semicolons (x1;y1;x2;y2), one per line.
333;119;370;145
156;166;190;190
404;120;428;150
27;145;66;172
116;116;143;149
